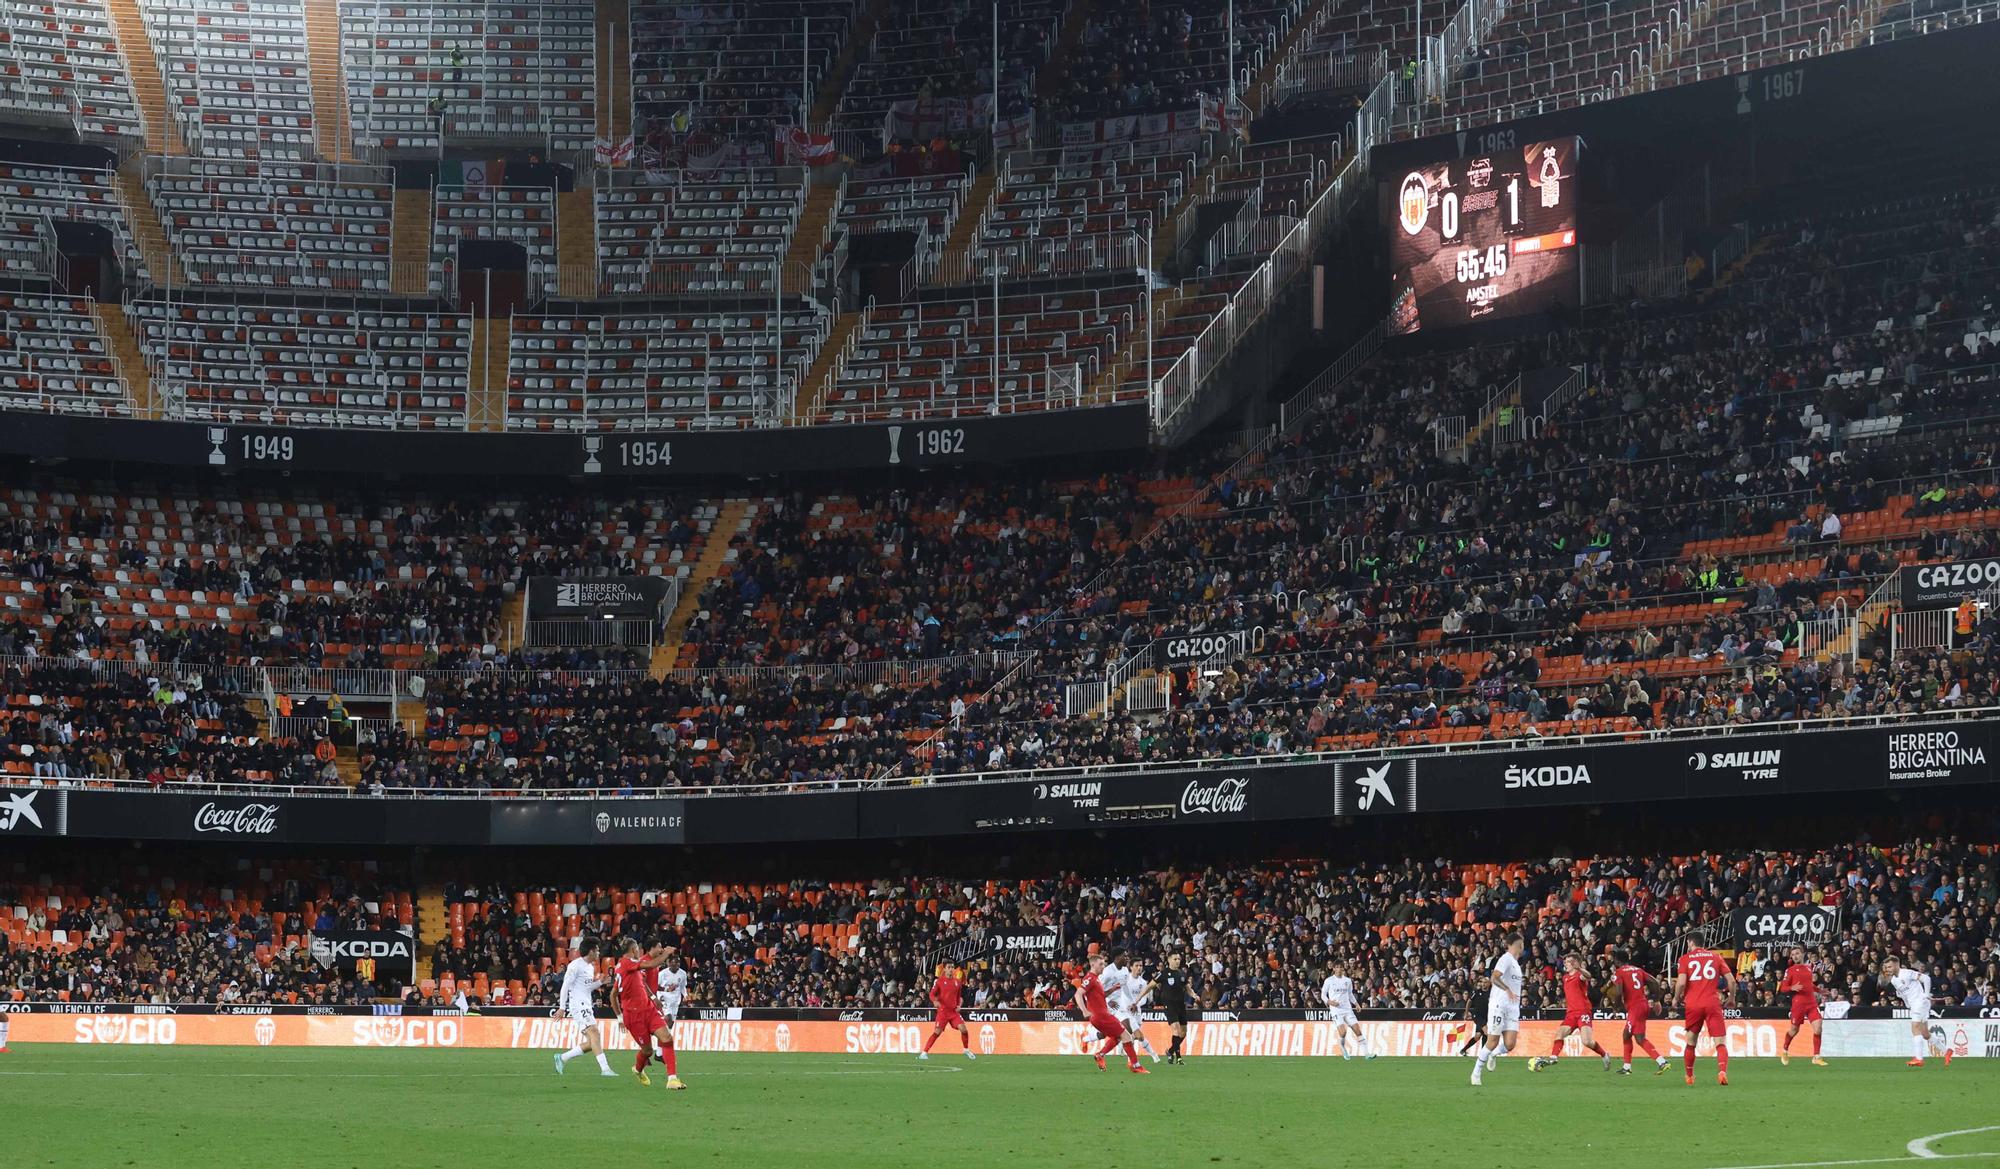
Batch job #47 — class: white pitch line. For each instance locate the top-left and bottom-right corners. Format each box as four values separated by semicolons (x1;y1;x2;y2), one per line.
1702;1157;1999;1169
0;1065;960;1080
1912;1131;2000;1160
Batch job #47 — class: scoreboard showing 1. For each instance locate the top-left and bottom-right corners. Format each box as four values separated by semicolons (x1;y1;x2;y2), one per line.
1386;137;1579;335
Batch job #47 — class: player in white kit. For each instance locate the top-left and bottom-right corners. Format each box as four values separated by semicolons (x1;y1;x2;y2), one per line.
1883;957;1951;1067
1320;961;1372;1060
655;951;689;1032
552;937;617;1076
1121;957;1162;1064
1471;932;1525;1087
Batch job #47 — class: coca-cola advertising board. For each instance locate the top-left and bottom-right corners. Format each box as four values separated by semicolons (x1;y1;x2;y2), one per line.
190;796;284;839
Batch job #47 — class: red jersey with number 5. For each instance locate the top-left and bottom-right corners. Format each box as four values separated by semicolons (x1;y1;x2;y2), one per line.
1613;964;1653;1015
1679;949;1726;1008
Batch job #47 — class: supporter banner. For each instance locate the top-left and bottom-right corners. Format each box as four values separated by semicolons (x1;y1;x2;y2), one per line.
308;931;419;983
0;406;1152;479
886;94;993;143
10;719;1996;847
774;126;839;167
525;576;670;618
1730;906;1839;949
9;1011;1989;1059
1901;559;2000;608
1058;109;1202;148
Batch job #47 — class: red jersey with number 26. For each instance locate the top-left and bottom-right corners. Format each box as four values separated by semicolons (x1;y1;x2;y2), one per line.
1613;964;1654;1015
1679;949;1727;1008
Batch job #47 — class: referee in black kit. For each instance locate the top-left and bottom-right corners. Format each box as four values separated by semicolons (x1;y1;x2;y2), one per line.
1158;952;1191;1063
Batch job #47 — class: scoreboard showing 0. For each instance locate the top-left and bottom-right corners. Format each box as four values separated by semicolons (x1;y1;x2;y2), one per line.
1387;136;1579;335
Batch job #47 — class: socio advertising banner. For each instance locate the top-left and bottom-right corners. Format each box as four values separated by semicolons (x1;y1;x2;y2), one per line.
11;1012;1996;1060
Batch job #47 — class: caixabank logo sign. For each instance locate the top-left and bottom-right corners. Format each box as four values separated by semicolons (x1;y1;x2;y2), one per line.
1334;760;1414;815
0;788;65;836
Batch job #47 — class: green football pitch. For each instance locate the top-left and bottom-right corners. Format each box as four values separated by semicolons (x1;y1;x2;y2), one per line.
7;1046;1997;1169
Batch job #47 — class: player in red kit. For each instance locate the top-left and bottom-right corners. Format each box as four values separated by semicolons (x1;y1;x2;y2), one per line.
613;939;684;1089
919;964;976;1061
1531;955;1610;1071
1672;946;1737;1087
1778;945;1829;1066
1074;953;1146;1074
1608;948;1669;1075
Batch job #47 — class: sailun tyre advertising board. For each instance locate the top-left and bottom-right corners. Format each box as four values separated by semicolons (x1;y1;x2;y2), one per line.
6;719;1993;846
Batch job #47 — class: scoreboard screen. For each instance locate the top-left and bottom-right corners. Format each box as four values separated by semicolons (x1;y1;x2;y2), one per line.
1385;137;1578;335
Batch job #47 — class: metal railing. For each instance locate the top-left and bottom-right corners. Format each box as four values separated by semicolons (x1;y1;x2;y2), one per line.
1150;70;1390;437
4;704;1992;802
7;647;1044;706
1277;319;1386;431
1270;44;1389;106
1890;607;1956;656
1795;614;1859;667
522;616;663;649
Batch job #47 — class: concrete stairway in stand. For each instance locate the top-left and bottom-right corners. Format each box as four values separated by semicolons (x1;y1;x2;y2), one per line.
112;163;175;286
1032;0;1096;103
1085;287;1184;405
555;187;597;298
334;744;362;788
414;887;448;982
104;0;184;155
931;171;995;286
303;0;352;162
468;318;510;431
781;183;839;296
806;0;886;124
648;500;751;676
499;592;526;655
791;310;862;422
390;188;432;296
93;302;159;418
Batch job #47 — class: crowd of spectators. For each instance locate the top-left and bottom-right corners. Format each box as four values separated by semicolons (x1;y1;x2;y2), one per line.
1051;1;1286;123
0;859;404;1004
423;819;1999;1014
0;661;338;788
6;817;1993;1012
2;187;1997;795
